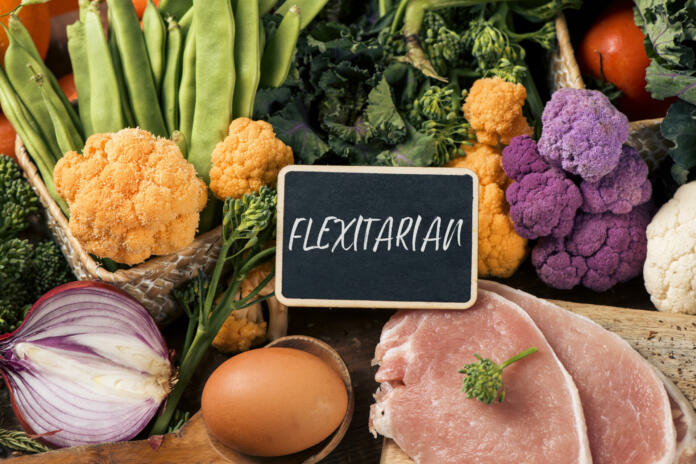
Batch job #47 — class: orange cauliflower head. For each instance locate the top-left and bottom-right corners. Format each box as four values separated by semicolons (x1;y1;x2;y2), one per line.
462;77;532;146
209;117;294;200
54;128;208;265
447;143;527;277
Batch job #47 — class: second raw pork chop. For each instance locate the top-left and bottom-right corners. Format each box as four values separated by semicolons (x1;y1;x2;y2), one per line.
481;280;676;464
369;289;591;464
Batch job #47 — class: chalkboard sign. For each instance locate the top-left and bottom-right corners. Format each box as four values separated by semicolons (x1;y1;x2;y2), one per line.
275;166;478;309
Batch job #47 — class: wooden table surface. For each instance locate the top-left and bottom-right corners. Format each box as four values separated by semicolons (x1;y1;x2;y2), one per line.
0;9;662;463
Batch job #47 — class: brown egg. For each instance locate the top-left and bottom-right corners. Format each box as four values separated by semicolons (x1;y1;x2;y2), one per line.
201;346;348;457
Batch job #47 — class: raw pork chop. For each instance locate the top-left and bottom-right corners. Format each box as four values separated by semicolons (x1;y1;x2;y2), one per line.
369;289;591;464
654;369;696;464
480;280;676;464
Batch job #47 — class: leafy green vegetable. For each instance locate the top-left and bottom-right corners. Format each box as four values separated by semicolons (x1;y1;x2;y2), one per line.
151;187;277;435
634;0;696;105
458;347;538;404
661;100;696;175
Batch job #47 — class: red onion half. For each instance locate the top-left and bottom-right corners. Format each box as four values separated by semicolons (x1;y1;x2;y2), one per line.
0;282;171;448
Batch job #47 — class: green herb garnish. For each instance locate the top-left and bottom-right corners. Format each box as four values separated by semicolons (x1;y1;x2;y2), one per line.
459;347;538;404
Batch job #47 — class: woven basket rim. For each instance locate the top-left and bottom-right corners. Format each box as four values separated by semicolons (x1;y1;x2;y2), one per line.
555;12;664;126
14;136;222;284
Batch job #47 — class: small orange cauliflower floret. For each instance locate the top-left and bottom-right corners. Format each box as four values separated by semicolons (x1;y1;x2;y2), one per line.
209;118;293;200
447;143;527;277
462;77;533;146
54;128;208;265
212;261;288;354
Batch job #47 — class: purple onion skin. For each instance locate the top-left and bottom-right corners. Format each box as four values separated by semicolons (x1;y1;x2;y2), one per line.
0;281;171;449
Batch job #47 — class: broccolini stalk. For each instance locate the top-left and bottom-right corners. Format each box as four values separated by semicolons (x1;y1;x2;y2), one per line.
151;187;277;435
396;0;512;81
458;346;538;404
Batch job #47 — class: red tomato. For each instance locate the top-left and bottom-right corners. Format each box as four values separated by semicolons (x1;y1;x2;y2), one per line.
0;115;17;161
578;0;675;121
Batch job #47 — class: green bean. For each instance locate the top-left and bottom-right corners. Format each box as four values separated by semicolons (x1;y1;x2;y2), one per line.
171;130;187;157
66;21;93;137
178;22;196;153
179;6;193;36
260;5;300;88
78;0;89;22
34;72;84;155
3;30;61;160
106;0;167;136
259;17;266;53
158;0;192;20
0;67;68;215
188;0;235;182
143;0;166;92
275;0;328;29
108;26;136;128
8;14;82;137
259;0;278;15
84;6;124;133
232;0;260;119
161;18;182;135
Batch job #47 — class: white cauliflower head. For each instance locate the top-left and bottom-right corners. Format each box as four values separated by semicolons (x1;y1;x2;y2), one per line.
644;181;696;313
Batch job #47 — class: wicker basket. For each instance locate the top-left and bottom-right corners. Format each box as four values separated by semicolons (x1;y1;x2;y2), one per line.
15;137;222;325
549;13;670;171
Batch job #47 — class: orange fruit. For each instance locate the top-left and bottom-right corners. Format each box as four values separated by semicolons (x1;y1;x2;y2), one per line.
0;115;17;161
48;0;78;16
59;73;77;101
132;0;160;19
0;0;51;62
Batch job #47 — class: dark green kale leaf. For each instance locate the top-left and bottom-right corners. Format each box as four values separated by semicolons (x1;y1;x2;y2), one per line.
661;100;696;182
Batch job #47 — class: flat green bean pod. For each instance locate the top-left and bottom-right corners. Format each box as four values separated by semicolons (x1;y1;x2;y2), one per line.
259;0;279;16
232;0;260;119
84;6;125;133
158;0;192;20
8;14;82;137
0;67;67;215
143;0;167;92
35;73;84;155
4;32;61;160
260;5;301;89
109;30;136;128
178;22;196;156
179;6;193;36
66;21;93;137
275;0;328;29
106;0;167;136
188;0;235;182
161;18;182;135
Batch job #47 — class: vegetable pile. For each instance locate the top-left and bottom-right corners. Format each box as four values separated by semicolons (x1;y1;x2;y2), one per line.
503;88;653;291
255;0;580;167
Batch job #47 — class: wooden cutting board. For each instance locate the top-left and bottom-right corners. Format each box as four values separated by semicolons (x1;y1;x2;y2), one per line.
381;300;696;463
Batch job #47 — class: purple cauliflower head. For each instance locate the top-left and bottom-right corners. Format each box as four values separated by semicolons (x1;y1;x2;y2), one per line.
501;135;549;181
532;204;652;292
580;145;652;214
538;88;629;183
506;167;582;239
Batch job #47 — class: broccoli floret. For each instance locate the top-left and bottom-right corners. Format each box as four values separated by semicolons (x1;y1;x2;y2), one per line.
0;238;34;333
0;156;38;239
0;238;74;333
30;241;74;297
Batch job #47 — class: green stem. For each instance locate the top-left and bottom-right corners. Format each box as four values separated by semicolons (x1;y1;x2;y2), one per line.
151;327;209;435
521;66;544;137
379;0;393;17
500;346;538;369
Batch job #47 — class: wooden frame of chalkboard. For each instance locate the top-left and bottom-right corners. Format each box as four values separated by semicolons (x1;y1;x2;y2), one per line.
275;165;478;309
